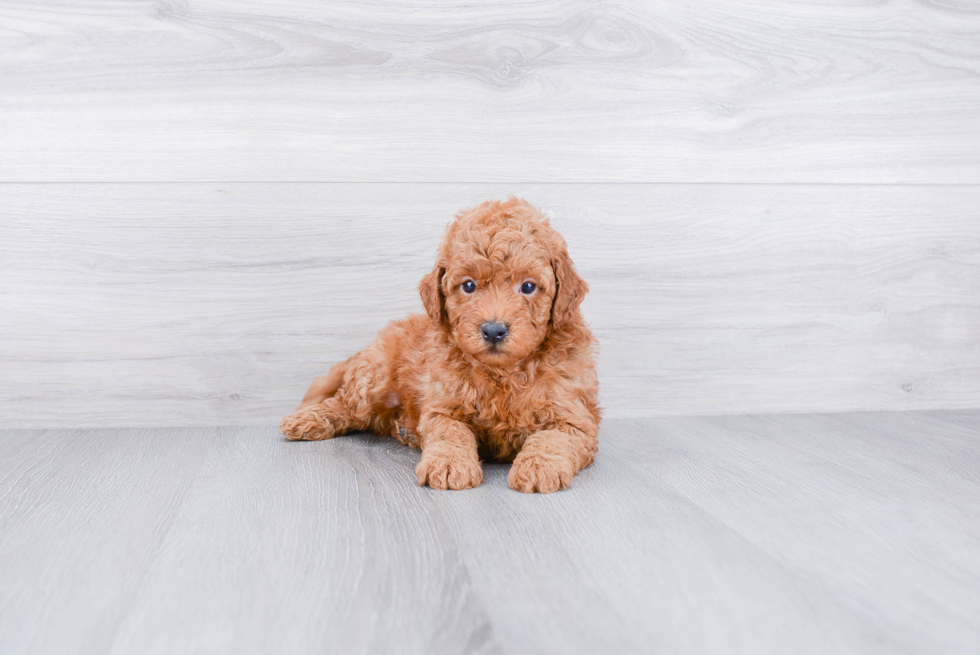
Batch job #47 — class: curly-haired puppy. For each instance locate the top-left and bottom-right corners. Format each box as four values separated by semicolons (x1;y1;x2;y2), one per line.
280;198;600;493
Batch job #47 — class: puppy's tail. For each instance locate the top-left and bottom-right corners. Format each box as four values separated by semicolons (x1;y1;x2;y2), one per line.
298;359;350;408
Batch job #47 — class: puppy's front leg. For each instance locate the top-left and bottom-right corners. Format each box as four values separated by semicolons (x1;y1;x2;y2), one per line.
416;412;483;490
508;427;597;494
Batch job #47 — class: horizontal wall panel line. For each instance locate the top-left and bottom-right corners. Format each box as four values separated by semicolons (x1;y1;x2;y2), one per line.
3;182;980;187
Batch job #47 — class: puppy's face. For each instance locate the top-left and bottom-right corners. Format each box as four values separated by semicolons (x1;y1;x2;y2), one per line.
420;199;588;367
442;233;556;365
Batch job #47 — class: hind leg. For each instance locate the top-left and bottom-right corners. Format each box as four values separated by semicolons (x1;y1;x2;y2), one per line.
297;359;351;409
280;395;358;441
280;345;396;441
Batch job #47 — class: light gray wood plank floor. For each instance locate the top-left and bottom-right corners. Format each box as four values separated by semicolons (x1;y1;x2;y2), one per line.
2;412;978;654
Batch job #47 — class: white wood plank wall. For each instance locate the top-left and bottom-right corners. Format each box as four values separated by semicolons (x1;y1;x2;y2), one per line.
0;1;978;427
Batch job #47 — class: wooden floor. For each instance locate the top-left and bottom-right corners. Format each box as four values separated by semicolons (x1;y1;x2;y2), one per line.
2;411;978;654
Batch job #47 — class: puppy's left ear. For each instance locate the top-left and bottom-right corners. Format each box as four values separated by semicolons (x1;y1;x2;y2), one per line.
551;240;588;330
419;265;447;325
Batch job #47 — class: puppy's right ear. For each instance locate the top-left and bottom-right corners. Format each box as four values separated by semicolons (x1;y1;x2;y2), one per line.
419;266;447;325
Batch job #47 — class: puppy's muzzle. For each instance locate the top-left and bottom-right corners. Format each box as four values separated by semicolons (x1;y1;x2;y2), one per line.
480;321;509;345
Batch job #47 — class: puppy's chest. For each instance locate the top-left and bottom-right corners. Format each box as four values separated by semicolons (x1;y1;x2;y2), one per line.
458;378;551;438
388;381;541;455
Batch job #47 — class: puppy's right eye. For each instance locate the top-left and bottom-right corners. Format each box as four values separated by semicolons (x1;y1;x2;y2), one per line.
461;280;476;294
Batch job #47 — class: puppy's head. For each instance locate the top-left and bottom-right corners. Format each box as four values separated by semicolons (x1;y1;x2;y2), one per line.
419;198;588;366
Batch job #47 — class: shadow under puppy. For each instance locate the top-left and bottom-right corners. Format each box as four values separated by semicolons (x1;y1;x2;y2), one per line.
280;198;600;493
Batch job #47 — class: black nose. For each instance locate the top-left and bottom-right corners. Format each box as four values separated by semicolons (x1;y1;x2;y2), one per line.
480;321;509;344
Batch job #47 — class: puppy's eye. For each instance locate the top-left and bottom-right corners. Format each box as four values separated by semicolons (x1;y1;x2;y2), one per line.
520;281;537;295
461;279;476;294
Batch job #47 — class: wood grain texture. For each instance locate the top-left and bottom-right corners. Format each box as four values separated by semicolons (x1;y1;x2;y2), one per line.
107;431;498;655
433;412;980;653
625;412;980;650
2;184;978;427
1;413;978;653
0;427;212;654
931;409;980;434
1;1;978;182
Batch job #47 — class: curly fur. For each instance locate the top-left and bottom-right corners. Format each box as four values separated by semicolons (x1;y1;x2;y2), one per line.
280;198;600;493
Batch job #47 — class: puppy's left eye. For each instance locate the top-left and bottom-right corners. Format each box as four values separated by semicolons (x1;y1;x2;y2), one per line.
519;281;537;295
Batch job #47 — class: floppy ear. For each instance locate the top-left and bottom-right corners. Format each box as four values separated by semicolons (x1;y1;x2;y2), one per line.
551;243;588;330
419;265;447;325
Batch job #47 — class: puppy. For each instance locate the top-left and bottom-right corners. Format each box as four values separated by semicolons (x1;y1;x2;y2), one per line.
280;198;600;493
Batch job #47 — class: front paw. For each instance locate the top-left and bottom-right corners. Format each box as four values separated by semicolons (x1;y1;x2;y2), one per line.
508;451;575;494
280;406;335;441
416;446;483;490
